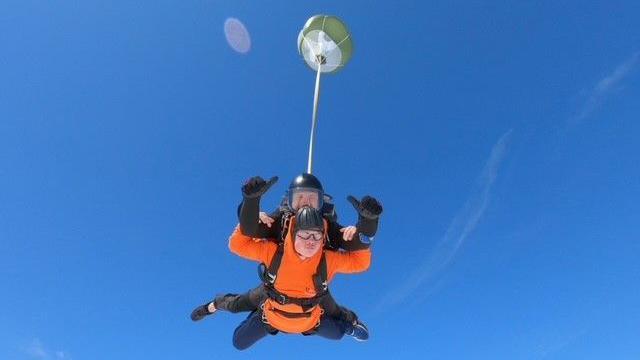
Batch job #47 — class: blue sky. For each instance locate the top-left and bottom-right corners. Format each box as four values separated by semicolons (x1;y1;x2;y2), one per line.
2;1;640;359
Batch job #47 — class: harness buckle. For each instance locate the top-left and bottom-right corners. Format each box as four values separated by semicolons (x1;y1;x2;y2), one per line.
276;293;288;305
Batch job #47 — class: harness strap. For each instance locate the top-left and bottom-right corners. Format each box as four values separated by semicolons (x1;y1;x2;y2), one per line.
279;211;293;243
270;307;313;318
264;285;327;311
313;254;328;292
264;242;284;284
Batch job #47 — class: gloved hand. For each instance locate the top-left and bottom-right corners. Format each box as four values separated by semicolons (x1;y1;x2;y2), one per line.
241;176;278;199
347;195;383;219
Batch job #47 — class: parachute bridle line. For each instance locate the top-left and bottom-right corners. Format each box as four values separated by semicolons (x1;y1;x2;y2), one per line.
307;62;322;174
304;17;328;175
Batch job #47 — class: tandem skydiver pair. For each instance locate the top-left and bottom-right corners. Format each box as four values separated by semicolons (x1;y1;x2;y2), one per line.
190;173;382;350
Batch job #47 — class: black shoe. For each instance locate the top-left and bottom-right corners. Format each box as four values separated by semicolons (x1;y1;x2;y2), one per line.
345;319;369;342
190;302;216;322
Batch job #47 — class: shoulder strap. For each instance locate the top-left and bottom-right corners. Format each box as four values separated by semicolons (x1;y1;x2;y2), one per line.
279;211;293;243
264;242;284;284
260;212;292;284
313;252;328;293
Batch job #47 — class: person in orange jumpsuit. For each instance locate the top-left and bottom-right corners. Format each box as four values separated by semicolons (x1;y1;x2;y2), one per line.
233;173;382;333
195;206;372;350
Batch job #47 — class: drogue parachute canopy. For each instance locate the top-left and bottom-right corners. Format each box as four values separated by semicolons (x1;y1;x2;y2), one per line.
297;15;353;74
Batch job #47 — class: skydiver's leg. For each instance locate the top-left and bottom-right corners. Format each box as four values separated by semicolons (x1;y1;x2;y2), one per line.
232;311;272;350
214;285;267;313
320;292;358;324
319;293;369;341
313;315;348;340
314;315;369;342
191;285;267;321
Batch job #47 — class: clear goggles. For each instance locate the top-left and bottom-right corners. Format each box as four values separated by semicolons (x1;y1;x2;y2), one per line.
288;188;323;210
295;230;324;242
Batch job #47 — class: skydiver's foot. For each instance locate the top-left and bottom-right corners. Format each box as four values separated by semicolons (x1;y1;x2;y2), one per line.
190;301;217;321
345;319;369;342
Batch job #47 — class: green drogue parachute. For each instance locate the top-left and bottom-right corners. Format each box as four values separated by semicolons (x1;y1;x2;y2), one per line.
297;15;353;74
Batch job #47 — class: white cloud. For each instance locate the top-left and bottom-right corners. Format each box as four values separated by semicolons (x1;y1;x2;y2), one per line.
574;51;640;122
25;339;48;359
24;339;70;360
377;130;513;308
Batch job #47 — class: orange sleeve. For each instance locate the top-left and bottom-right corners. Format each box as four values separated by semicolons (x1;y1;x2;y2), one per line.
325;249;372;281
228;224;277;265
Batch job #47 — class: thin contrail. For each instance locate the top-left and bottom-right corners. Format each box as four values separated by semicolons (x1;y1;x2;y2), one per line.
574;51;640;123
376;130;513;309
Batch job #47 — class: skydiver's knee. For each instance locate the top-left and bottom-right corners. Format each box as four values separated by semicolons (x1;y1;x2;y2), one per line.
232;328;256;350
323;328;344;340
232;336;252;351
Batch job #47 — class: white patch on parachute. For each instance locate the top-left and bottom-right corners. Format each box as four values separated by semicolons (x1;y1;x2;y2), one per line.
299;30;343;73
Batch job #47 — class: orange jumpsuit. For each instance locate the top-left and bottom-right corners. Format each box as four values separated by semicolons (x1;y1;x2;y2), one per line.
228;219;371;333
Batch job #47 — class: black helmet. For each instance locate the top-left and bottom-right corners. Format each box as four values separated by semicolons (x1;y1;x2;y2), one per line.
288;173;323;192
287;173;324;210
294;206;324;233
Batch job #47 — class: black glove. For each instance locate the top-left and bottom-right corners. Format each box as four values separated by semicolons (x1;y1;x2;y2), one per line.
241;176;278;199
347;195;383;219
